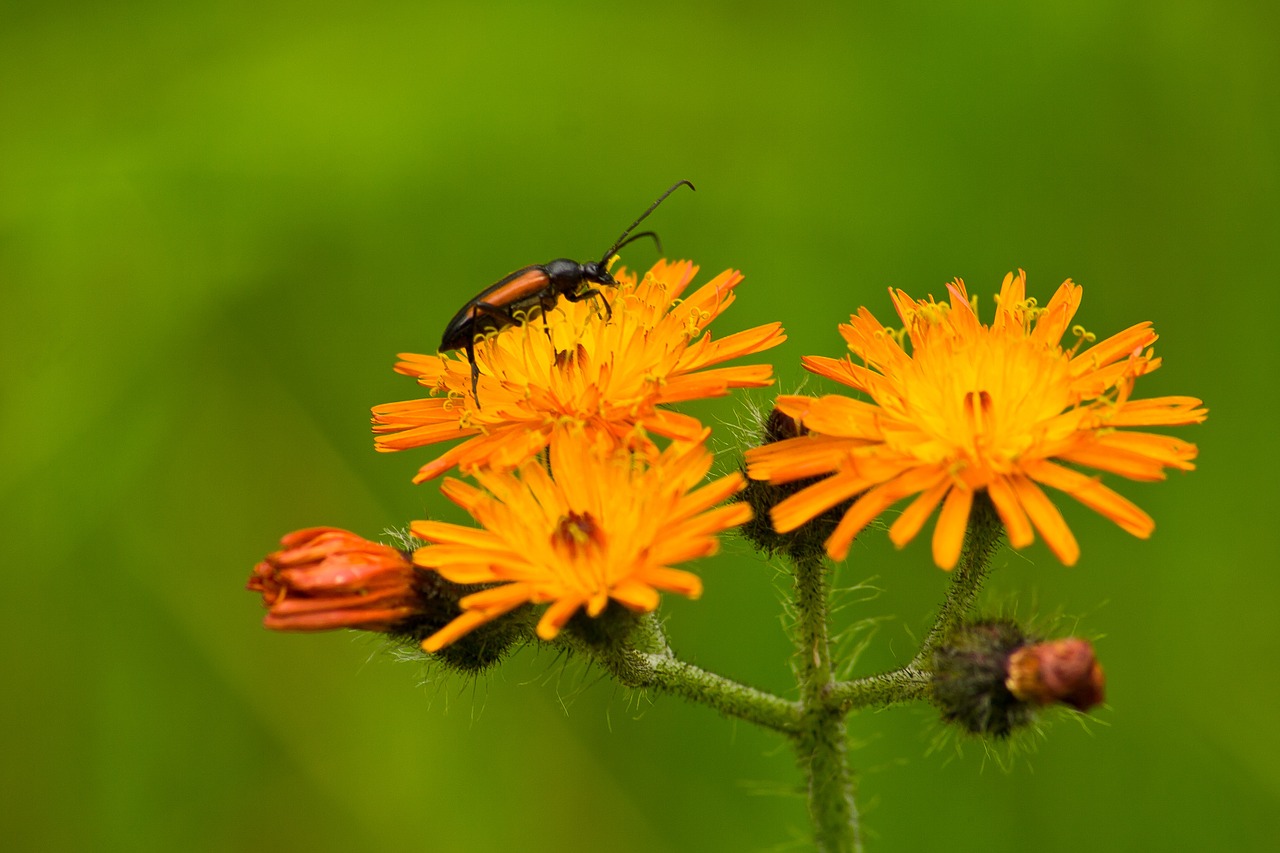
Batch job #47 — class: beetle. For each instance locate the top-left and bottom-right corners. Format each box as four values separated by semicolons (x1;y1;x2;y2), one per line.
439;179;695;404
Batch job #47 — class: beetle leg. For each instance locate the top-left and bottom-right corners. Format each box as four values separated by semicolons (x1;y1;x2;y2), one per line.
463;301;526;408
538;304;553;345
464;336;482;408
565;287;613;320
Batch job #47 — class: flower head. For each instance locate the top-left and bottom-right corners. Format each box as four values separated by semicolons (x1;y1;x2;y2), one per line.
247;527;423;632
410;433;751;652
373;259;784;482
746;271;1206;568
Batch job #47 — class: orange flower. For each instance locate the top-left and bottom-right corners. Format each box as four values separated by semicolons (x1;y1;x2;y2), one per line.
247;527;422;632
410;433;750;652
373;259;784;482
746;271;1206;569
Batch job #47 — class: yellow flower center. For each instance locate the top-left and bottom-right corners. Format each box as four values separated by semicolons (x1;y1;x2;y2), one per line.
893;314;1073;486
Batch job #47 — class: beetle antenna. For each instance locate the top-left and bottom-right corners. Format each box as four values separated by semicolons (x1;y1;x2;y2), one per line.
613;230;662;255
598;180;695;264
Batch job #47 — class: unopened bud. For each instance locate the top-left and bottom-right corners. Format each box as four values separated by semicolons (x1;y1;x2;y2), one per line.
931;620;1105;738
247;527;527;672
932;620;1032;738
1006;638;1105;711
740;407;853;559
247;527;424;633
764;407;808;443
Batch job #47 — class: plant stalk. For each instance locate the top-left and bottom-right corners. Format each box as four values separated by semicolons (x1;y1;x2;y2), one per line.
791;551;860;853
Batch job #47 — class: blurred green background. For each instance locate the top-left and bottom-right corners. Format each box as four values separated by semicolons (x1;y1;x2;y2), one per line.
3;1;1275;850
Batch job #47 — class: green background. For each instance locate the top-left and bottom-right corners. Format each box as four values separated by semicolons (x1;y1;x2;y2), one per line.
3;1;1275;851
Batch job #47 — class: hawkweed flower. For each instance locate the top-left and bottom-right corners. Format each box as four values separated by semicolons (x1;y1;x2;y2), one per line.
410;432;751;652
373;259;784;482
247;527;424;632
746;271;1206;568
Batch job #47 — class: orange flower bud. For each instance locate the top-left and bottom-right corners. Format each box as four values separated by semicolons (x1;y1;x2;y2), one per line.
247;527;422;632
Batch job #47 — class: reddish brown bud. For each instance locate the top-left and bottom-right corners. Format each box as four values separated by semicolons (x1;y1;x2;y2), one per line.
1006;638;1105;711
247;527;422;632
764;407;808;443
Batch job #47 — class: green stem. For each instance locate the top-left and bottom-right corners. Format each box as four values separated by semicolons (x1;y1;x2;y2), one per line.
826;495;1004;714
826;665;932;714
909;493;1004;671
584;613;801;734
792;551;859;853
573;493;1005;852
641;652;802;734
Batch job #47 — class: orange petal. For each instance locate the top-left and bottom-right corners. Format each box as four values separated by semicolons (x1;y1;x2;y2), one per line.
536;596;585;640
823;469;934;560
611;579;663;611
679;322;786;371
1058;443;1176;482
771;470;870;534
987;476;1034;549
887;476;951;547
641;408;706;441
800;355;869;391
745;435;861;483
412;441;477;483
374;420;480;448
932;486;974;570
639;567;703;598
1010;475;1080;565
1071;322;1157;376
1107;396;1207;427
1024;459;1154;538
422;610;494;653
801;395;887;439
1030;279;1082;346
658;365;774;403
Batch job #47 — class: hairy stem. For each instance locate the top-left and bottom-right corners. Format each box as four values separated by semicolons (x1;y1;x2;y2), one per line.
641;652;802;733
910;493;1004;671
573;493;1006;852
827;665;932;714
792;552;860;853
584;614;801;734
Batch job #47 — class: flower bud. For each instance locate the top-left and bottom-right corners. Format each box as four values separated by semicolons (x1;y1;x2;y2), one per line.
247;527;424;632
739;407;855;559
931;620;1104;738
763;407;808;443
1006;638;1105;711
247;527;527;672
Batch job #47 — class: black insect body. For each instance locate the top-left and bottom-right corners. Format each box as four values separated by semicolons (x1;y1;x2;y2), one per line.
439;180;695;403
